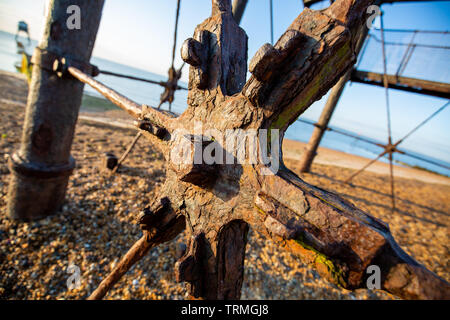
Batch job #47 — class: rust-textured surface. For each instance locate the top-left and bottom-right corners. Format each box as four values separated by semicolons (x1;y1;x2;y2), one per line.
86;0;449;300
351;70;450;99
7;0;104;220
88;198;185;300
297;24;369;173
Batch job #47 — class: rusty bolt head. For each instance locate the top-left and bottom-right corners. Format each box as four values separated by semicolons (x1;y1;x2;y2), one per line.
181;38;204;67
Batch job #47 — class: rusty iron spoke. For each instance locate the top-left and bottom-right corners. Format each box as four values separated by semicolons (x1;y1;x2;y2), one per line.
88;197;186;300
67;66;175;132
253;168;450;298
112;131;143;173
68;66;142;119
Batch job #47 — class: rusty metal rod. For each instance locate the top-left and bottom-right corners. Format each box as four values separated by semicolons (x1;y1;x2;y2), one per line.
296;118;385;147
369;33;450;50
388;151;396;211
395;101;450;146
373;27;449;34
171;0;182;69
99;69;187;90
380;13;397;212
68;66;142;119
396;149;450;171
112;131;143;173
297;117;450;171
344;150;388;183
69;66;174;133
88;232;153;300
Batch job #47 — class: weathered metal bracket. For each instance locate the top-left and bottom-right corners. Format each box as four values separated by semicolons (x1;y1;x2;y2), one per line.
31;47;99;78
8;152;75;179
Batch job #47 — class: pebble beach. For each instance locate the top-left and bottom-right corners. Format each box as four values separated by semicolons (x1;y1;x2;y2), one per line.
0;71;449;300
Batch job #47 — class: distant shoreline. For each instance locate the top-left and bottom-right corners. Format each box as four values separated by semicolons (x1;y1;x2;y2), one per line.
1;69;449;185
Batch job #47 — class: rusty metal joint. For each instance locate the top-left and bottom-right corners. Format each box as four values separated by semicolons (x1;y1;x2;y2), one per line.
31;47;99;78
134;119;167;139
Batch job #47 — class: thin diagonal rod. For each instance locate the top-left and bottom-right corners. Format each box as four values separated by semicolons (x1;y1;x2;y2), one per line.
68;66;173;133
345;99;449;182
344;150;388;183
269;0;274;45
388;150;396;212
395;31;416;78
355;34;371;71
88;233;152;300
99;69;187;90
395;101;449;146
68;67;142;119
297;117;450;171
380;13;396;212
368;33;450;50
112;131;143;173
373;27;449;34
380;14;392;145
171;0;181;69
396;148;450;171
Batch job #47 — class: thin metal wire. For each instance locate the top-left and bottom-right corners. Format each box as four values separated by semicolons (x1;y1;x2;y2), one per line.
395;100;449;146
395;31;416;78
342;100;450;183
344;151;389;183
99;69;187;90
171;0;181;69
369;34;450;50
373;27;449;34
380;14;393;145
269;0;274;45
355;34;371;71
373;12;396;211
296;117;450;171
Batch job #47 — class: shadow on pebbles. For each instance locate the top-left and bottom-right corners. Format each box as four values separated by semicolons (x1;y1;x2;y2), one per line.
1;97;448;300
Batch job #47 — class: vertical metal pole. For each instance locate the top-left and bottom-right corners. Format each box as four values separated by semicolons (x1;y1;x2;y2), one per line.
7;0;104;221
269;0;274;44
379;12;396;212
298;27;369;173
298;72;351;173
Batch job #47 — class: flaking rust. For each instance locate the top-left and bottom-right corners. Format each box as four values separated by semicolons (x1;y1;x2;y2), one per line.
74;0;449;300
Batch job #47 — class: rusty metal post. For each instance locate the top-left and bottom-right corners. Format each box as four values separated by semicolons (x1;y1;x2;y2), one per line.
298;72;351;172
7;0;104;221
298;27;368;173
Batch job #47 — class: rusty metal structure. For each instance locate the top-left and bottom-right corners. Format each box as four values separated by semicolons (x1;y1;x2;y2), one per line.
106;0;250;173
7;0;450;300
298;0;450;213
7;0;105;220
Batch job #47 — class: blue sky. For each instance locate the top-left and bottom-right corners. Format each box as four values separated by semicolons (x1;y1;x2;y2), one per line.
0;0;449;162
